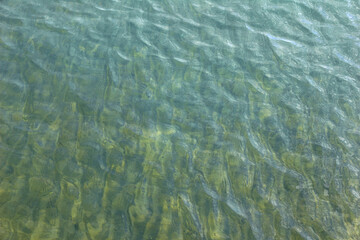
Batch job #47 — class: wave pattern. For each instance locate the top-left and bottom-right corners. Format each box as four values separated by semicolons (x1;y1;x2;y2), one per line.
1;0;360;239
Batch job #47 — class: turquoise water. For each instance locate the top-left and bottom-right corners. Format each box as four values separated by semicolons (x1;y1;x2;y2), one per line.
1;0;360;239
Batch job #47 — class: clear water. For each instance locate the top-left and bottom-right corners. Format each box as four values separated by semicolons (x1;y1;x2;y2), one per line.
1;0;360;239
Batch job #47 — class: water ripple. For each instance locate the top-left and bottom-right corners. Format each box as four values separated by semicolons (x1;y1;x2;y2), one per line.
0;0;360;239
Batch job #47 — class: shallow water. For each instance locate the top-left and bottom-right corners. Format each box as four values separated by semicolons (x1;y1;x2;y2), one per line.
1;0;360;239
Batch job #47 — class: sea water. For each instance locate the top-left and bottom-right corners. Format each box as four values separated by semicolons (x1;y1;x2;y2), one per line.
0;0;360;239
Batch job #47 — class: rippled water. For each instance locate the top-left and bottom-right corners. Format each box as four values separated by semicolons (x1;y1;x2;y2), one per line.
1;0;360;239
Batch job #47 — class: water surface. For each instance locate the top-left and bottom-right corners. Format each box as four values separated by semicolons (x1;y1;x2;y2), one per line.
1;0;360;239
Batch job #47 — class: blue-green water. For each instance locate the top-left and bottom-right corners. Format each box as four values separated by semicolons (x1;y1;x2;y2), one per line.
1;0;360;239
